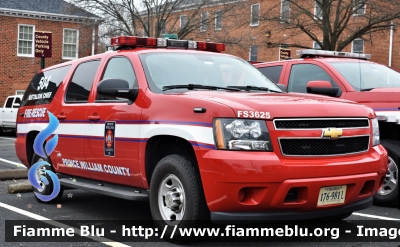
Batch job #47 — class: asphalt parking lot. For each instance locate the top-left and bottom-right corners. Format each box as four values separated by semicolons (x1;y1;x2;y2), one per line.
0;131;399;246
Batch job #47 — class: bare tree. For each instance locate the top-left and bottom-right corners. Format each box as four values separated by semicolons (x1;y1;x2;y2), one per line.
259;0;400;51
68;0;242;47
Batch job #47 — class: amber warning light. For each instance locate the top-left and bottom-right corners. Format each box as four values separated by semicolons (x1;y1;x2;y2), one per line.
111;36;226;52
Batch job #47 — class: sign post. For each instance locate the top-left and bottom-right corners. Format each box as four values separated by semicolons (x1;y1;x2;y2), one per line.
34;31;52;69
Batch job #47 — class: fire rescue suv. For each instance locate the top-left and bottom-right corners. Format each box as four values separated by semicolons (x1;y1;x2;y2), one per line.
255;50;400;207
15;37;387;228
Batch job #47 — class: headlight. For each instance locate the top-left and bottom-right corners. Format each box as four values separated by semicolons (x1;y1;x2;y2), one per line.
213;118;273;151
371;118;380;146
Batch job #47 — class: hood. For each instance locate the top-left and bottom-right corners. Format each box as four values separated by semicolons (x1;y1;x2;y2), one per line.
167;91;376;119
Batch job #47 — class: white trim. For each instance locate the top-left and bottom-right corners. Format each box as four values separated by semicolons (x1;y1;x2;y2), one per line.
180;15;186;28
215;10;222;30
62;28;79;60
351;38;364;54
250;3;260;26
17;24;35;57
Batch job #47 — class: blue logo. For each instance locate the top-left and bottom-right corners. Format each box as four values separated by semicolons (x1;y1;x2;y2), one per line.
27;111;61;202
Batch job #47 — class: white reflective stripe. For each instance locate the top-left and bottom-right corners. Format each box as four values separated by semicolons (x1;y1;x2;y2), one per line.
17;123;214;145
376;111;400;124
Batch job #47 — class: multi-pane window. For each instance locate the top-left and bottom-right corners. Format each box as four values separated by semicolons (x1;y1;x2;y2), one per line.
352;38;364;53
63;29;78;60
180;15;186;28
18;25;34;56
280;0;290;23
313;41;323;49
315;0;322;19
353;0;366;15
250;4;260;26
161;18;166;34
144;21;149;36
200;12;208;32
250;46;258;61
215;10;222;30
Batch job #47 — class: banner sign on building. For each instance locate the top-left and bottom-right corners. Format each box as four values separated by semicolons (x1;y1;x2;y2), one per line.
35;31;52;58
279;48;291;61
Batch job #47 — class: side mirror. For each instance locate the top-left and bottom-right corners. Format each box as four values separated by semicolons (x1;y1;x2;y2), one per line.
97;79;138;104
277;84;287;92
13;103;20;108
306;80;340;97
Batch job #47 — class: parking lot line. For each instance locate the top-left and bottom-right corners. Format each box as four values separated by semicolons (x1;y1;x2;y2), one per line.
0;158;26;168
352;212;400;221
0;202;131;247
0;137;16;140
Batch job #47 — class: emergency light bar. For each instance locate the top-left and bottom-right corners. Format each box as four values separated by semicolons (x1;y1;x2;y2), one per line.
296;49;371;60
110;36;226;52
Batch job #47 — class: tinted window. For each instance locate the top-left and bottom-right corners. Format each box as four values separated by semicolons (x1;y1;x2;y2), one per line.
288;64;336;93
97;57;136;101
5;97;14;108
258;66;283;83
66;60;100;103
21;65;71;106
13;97;21;108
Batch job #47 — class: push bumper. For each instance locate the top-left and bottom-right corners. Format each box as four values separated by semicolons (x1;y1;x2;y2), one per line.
211;197;372;223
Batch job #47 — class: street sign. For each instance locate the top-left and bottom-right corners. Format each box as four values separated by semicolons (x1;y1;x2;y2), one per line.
35;31;52;58
279;48;291;61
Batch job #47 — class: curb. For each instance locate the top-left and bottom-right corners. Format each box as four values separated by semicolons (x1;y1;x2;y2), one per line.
0;169;28;180
8;182;33;193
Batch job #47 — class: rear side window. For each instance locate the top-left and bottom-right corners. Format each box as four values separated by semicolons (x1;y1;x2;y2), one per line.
5;97;14;108
258;66;283;84
13;97;21;108
65;60;101;103
21;65;71;106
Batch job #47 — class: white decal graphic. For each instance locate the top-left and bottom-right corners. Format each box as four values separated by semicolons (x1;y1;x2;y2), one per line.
37;75;51;90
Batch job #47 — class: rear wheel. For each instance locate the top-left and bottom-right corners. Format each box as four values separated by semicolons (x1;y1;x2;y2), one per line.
374;140;399;206
31;153;64;203
149;154;209;230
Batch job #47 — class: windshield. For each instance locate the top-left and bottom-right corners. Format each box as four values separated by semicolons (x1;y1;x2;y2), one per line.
139;52;281;93
329;61;400;91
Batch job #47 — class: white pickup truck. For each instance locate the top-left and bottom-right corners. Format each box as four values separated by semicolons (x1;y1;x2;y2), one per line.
0;95;22;133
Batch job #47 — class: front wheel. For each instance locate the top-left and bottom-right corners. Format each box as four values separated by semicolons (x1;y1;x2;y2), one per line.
149;154;209;229
30;153;64;203
374;140;399;206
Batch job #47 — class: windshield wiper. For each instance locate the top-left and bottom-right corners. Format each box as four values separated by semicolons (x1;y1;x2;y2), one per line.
162;84;241;91
360;88;375;92
227;85;282;93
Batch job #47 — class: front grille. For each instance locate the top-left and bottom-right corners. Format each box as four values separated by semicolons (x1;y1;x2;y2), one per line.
279;136;369;156
274;119;369;129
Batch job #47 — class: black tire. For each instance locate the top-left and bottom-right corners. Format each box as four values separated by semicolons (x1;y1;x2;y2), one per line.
149;154;209;231
31;153;64;203
373;139;399;207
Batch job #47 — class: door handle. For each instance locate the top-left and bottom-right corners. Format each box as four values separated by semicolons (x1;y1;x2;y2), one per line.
88;115;100;121
56;114;66;120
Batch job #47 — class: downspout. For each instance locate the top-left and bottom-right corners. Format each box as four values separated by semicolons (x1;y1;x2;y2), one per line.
389;21;394;67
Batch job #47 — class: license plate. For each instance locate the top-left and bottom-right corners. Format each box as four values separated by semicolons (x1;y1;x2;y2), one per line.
317;185;347;206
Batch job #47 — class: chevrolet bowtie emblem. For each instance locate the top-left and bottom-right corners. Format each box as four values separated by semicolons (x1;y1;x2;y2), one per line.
322;128;343;139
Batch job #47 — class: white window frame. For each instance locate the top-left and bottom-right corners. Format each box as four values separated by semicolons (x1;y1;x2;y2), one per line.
15;90;25;95
250;4;260;27
180;15;186;28
62;28;79;60
249;46;258;61
313;41;323;50
314;1;322;19
215;10;222;30
17;24;35;57
280;0;290;23
352;38;364;53
353;0;366;15
200;12;208;32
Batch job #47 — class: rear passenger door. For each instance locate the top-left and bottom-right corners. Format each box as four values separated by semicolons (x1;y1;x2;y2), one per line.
53;60;101;178
84;55;143;188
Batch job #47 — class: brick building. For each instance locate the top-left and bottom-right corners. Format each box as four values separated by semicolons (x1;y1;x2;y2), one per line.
156;0;400;71
0;0;101;105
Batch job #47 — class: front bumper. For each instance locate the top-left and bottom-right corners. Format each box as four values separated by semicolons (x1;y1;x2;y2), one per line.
211;197;372;222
